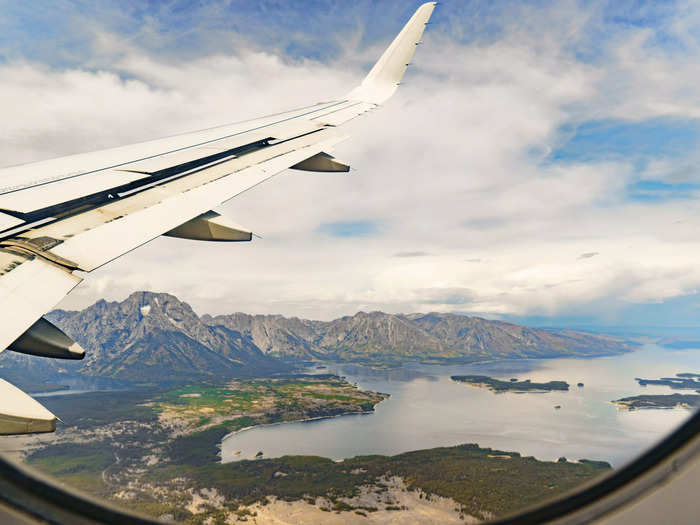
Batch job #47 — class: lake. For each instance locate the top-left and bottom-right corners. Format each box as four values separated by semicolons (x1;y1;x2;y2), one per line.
221;344;700;467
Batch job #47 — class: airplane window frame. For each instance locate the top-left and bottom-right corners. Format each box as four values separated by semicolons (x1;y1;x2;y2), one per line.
0;3;698;524
0;408;698;524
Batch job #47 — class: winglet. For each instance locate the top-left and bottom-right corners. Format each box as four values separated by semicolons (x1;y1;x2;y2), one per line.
347;2;436;105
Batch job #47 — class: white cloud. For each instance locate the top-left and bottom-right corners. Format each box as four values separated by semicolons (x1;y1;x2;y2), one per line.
3;1;700;322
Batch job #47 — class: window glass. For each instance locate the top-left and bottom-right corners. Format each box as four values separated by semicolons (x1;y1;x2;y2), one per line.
1;1;699;523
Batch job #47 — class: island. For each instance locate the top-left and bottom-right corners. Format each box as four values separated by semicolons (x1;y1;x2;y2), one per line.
154;374;389;431
451;375;569;393
612;394;700;410
635;373;700;390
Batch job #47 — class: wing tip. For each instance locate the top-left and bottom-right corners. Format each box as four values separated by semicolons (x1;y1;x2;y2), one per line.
347;2;437;105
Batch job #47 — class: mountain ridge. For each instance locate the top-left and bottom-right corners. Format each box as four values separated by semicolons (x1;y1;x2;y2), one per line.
203;308;633;363
0;291;635;390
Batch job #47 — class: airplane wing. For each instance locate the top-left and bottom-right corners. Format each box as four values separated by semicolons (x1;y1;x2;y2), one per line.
0;3;436;434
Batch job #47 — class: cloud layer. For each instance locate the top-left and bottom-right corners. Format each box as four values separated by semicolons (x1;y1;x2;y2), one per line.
2;0;700;324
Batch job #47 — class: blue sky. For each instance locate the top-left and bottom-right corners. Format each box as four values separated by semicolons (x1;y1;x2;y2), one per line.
550;118;700;164
318;220;381;238
549;117;700;203
3;1;694;64
2;0;700;327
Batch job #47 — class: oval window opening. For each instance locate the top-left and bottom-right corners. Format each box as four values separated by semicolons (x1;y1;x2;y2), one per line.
1;1;700;524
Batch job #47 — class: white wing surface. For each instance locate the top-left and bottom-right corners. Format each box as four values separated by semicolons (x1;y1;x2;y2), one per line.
0;3;436;434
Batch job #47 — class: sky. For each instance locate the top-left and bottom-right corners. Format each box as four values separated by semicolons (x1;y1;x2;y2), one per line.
1;0;700;328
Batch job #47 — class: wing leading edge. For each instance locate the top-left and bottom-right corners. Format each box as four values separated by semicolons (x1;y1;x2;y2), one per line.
0;3;436;435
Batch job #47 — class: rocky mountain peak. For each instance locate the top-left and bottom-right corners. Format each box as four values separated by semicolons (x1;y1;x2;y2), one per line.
2;291;634;389
39;292;281;382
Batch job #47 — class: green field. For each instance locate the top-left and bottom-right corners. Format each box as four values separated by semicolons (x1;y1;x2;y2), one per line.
152;375;387;431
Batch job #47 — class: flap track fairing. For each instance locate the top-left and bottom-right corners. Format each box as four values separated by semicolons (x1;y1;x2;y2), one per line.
8;317;85;360
290;152;350;172
163;211;252;242
0;378;57;435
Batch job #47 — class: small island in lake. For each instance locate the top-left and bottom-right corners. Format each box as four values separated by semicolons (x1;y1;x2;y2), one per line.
635;373;700;390
612;394;700;410
451;375;569;393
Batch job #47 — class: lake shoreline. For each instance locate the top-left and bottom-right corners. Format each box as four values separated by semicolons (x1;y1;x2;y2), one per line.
220;408;379;462
307;347;639;373
221;345;699;467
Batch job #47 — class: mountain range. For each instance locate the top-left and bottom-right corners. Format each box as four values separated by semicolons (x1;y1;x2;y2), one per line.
0;291;634;390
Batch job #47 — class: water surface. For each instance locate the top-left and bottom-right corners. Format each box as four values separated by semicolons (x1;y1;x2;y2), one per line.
221;344;700;466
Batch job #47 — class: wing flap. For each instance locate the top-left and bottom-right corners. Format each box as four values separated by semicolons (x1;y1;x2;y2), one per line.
0;250;82;354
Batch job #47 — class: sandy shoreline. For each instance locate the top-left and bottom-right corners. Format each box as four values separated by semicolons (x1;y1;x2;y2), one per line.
230;476;479;524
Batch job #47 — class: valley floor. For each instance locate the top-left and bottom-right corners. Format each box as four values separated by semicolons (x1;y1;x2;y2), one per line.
5;377;611;524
